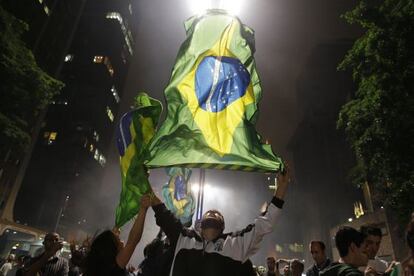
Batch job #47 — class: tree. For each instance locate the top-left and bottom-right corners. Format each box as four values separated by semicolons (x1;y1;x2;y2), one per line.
0;5;64;157
338;0;414;223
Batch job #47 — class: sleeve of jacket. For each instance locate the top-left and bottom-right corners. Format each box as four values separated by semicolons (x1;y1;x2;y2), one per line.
231;196;283;262
152;203;184;246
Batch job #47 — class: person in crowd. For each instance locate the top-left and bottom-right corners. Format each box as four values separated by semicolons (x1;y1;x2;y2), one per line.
320;227;368;276
147;167;290;276
23;233;69;276
0;254;15;276
360;226;388;274
276;259;292;276
240;259;257;276
402;216;414;276
290;259;304;276
83;195;151;276
136;230;174;276
277;259;303;276
14;256;31;276
68;242;85;276
6;255;25;276
266;257;277;276
306;241;331;276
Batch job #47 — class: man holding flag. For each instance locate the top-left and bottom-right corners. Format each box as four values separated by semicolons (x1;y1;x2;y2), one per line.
144;167;290;276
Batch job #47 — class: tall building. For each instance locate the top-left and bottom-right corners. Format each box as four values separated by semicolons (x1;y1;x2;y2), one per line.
288;40;364;265
1;0;137;237
0;0;86;225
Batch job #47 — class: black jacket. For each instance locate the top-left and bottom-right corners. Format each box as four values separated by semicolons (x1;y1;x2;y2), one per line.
152;196;284;276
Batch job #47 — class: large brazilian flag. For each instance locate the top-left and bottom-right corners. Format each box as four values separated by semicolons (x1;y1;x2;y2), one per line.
146;10;283;172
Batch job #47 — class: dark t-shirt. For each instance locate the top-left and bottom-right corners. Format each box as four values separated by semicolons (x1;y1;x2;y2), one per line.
320;263;363;276
111;264;129;276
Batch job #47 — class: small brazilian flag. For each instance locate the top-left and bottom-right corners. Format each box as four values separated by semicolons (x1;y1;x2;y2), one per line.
115;93;162;227
146;10;283;172
162;167;195;225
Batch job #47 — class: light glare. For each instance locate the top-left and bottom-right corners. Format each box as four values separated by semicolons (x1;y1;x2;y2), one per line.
220;0;244;15
188;0;211;15
191;183;213;194
187;0;245;16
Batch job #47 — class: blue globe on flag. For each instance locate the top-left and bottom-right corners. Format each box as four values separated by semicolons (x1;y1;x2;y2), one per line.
195;56;250;112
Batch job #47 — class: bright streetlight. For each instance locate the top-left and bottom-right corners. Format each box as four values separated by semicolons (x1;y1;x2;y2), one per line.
187;0;245;16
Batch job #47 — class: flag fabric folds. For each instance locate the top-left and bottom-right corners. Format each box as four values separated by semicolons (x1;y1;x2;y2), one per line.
146;10;283;172
115;93;162;227
161;167;195;225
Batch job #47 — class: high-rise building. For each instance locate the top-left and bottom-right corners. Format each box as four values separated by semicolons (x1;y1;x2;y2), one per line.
288;40;364;264
1;0;137;237
0;0;86;226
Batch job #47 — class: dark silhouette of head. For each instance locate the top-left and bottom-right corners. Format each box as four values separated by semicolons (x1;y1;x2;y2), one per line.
291;259;304;276
266;256;276;271
43;232;60;251
335;227;368;267
84;230;122;276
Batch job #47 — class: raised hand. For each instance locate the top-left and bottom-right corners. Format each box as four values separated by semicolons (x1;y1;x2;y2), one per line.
274;164;290;199
140;194;152;209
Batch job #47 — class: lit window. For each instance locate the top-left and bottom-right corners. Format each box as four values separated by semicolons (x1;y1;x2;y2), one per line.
111;86;120;103
64;54;74;62
103;57;114;76
44;6;50;15
49;132;57;140
93;56;104;63
98;154;106;166
106;106;114;122
94;149;99;160
93;131;100;142
43;131;57;145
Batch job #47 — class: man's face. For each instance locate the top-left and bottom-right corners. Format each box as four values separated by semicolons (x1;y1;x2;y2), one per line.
267;258;276;271
352;241;369;267
364;235;381;259
43;233;60;251
310;243;326;266
201;227;221;241
283;265;290;276
200;210;224;241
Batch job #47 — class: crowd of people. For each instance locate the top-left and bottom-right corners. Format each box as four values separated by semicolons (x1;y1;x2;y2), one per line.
1;169;413;276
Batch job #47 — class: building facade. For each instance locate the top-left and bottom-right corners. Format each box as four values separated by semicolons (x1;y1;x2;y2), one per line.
1;0;137;238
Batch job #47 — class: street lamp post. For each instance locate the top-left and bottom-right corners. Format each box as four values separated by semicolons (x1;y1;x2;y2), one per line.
54;195;69;233
195;169;206;222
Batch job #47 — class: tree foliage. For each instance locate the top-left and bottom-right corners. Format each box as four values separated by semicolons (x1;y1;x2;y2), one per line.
0;5;64;156
338;0;414;223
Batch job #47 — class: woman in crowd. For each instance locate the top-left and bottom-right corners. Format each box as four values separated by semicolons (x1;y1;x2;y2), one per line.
83;195;151;276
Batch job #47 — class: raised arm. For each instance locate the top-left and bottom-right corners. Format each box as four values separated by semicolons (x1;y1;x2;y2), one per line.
116;195;150;268
23;242;63;276
231;166;291;261
150;193;183;247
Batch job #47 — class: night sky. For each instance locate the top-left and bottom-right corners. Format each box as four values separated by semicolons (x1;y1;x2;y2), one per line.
97;0;362;267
